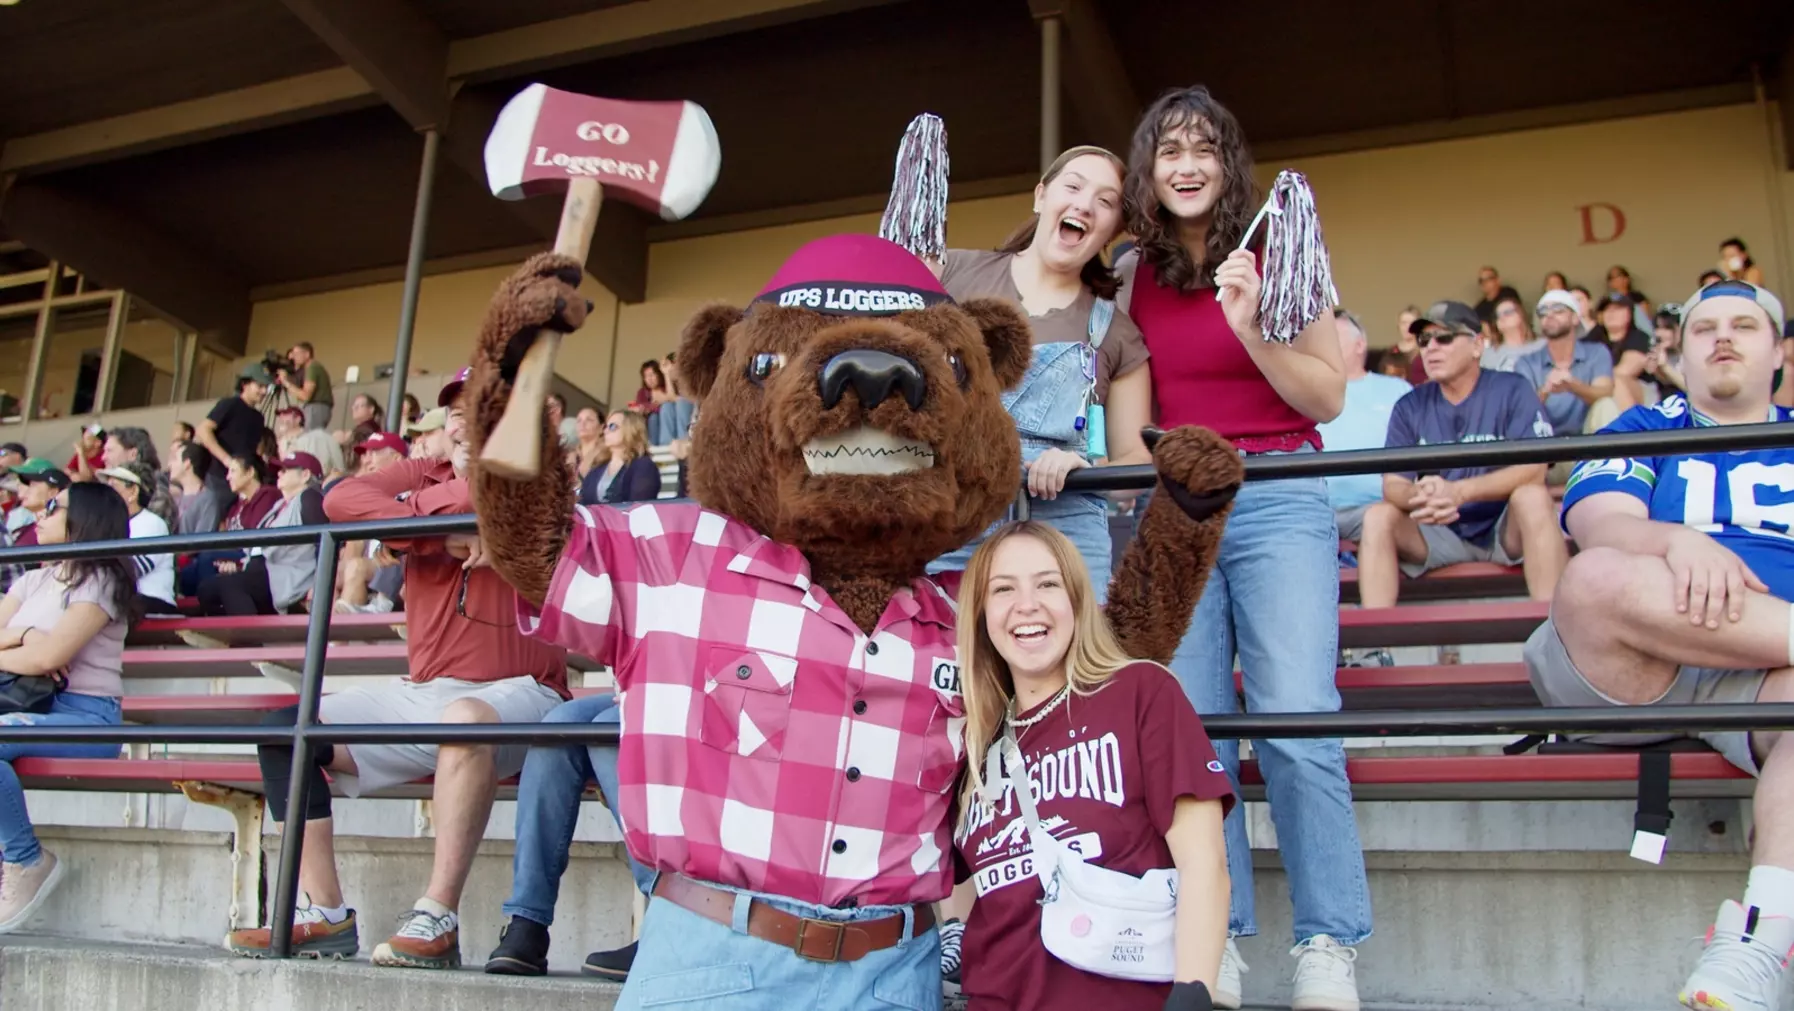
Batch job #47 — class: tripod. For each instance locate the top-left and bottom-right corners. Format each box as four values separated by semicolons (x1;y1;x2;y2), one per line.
259;378;292;430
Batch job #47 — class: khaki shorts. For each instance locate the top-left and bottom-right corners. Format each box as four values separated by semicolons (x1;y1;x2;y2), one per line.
1401;510;1521;579
319;675;565;796
1523;616;1765;775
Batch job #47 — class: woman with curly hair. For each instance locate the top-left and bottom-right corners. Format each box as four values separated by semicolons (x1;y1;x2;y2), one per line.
1115;85;1368;1011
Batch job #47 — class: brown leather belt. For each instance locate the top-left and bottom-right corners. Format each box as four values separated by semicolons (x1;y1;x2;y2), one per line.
652;874;935;963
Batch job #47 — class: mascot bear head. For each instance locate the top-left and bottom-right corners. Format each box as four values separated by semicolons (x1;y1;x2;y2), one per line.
674;234;1031;586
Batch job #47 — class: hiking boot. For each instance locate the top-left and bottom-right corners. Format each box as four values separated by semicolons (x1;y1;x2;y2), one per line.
484;915;549;976
1290;934;1360;1011
0;852;64;934
582;940;637;980
370;906;461;969
225;893;359;959
1681;899;1794;1011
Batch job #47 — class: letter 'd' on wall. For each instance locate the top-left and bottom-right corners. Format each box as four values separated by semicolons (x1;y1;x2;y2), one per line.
1578;203;1627;245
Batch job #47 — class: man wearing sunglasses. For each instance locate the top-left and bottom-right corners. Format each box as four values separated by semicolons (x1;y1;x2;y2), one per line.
227;368;572;971
1354;300;1564;609
1511;289;1617;442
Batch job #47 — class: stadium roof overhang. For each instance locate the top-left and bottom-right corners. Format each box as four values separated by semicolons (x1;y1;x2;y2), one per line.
1;0;1789;355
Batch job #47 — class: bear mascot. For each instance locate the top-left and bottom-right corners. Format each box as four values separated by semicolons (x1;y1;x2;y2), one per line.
462;233;1244;1010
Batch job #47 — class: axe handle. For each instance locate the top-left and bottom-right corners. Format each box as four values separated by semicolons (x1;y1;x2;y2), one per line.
480;178;605;479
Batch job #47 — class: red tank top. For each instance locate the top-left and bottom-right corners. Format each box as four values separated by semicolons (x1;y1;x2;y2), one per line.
1130;257;1320;453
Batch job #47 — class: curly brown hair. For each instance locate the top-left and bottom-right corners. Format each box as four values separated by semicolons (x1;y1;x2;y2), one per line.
1124;85;1260;293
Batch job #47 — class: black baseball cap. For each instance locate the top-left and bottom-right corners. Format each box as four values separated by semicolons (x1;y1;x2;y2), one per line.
0;443;26;459
1408;300;1482;338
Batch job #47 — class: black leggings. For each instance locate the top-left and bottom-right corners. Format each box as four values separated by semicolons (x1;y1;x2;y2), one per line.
197;557;277;616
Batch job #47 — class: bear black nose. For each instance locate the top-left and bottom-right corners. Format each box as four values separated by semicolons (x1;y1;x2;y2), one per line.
819;350;926;411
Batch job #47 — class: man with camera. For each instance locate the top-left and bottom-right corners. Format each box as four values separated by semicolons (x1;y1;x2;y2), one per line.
276;343;334;431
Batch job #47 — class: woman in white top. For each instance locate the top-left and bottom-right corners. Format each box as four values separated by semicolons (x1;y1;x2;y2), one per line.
0;481;140;933
97;461;179;615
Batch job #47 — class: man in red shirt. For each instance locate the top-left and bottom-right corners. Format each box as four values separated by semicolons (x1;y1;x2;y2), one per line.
226;369;571;970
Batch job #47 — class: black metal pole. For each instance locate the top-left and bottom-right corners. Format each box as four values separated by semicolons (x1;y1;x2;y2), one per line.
268;531;341;957
386;127;441;431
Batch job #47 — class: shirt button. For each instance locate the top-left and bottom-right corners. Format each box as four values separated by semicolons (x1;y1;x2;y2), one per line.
736;665;752;679
832;839;848;854
864;641;879;656
846;767;861;782
853;700;867;715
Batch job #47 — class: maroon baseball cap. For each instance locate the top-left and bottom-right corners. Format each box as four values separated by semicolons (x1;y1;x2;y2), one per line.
357;431;408;455
750;234;953;317
272;452;322;478
438;367;472;407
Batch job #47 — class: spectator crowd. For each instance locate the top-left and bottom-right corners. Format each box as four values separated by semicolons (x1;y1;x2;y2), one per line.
0;85;1790;1011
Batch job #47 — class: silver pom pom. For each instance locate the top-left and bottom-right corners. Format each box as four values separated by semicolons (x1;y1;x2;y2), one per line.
878;113;950;261
1242;170;1338;344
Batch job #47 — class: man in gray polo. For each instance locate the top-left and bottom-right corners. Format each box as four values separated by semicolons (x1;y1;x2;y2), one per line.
1511;291;1616;437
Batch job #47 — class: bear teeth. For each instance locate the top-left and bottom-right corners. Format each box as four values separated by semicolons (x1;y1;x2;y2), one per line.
802;427;936;476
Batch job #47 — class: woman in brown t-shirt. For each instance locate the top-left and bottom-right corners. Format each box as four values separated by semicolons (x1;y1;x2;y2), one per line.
926;146;1152;602
952;521;1233;1010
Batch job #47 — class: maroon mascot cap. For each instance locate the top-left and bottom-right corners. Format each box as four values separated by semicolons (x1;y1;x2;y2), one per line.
751;234;953;318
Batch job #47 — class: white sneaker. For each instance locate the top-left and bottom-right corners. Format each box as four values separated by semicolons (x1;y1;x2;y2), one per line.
1681;900;1794;1011
1291;934;1360;1011
1212;937;1246;1008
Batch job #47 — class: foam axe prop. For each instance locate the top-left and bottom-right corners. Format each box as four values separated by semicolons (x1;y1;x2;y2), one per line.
480;83;722;478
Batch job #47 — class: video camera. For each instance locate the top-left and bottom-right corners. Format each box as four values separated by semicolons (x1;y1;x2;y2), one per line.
262;349;297;378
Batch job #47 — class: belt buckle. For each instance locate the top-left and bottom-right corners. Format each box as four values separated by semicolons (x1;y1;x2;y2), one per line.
792;917;846;962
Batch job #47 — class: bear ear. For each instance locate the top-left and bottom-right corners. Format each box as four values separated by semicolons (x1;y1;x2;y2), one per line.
957;297;1033;391
677;303;746;400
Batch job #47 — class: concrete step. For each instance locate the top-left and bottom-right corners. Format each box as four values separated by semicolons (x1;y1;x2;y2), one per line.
0;938;626;1010
12;825;637;974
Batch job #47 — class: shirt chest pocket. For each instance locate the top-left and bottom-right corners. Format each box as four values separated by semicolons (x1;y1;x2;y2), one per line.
912;687;965;795
700;647;797;762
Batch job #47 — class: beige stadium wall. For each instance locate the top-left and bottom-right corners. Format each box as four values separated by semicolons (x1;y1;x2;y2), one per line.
244;265;622;407
236;100;1793;409
1284;101;1794;349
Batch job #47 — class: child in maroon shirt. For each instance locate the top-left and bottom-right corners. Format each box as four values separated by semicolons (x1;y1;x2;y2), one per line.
952;521;1233;1010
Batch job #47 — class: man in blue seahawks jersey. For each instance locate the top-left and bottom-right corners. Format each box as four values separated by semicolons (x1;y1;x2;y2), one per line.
1524;281;1794;1011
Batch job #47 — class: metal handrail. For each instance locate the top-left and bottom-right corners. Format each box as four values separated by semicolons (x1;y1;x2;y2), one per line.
0;415;1789;954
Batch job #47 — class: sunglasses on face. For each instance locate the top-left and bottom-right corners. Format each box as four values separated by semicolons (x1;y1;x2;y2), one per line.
1414;330;1466;349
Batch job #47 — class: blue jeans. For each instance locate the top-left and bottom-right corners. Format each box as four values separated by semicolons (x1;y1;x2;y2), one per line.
1167;451;1372;945
0;693;121;867
503;693;655;927
620;879;940;1011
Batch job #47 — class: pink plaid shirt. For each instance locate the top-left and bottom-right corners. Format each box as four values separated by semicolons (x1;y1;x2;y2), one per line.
519;502;967;908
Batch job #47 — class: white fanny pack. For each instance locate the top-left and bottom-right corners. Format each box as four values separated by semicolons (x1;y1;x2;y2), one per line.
983;719;1179;982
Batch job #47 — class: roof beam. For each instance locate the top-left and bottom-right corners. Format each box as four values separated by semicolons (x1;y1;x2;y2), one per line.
441;88;650;302
0;179;251;354
276;0;451;131
448;0;905;82
0;69;381;175
1026;0;1138;156
1;0;906;177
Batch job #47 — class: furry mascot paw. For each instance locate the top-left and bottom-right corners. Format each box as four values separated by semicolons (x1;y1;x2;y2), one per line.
1142;425;1245;522
464;253;592;608
1103;424;1243;666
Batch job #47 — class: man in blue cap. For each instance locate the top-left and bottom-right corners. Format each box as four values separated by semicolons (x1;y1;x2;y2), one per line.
1526;280;1794;1011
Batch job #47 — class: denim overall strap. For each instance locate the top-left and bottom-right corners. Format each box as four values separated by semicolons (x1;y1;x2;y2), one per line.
1006;341;1091;463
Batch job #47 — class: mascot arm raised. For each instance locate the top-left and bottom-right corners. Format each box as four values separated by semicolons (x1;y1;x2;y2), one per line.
465;254;590;609
1104;426;1244;667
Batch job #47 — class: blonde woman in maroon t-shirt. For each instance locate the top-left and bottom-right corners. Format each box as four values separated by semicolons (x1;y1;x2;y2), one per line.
952;520;1233;1011
1114;85;1368;1011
